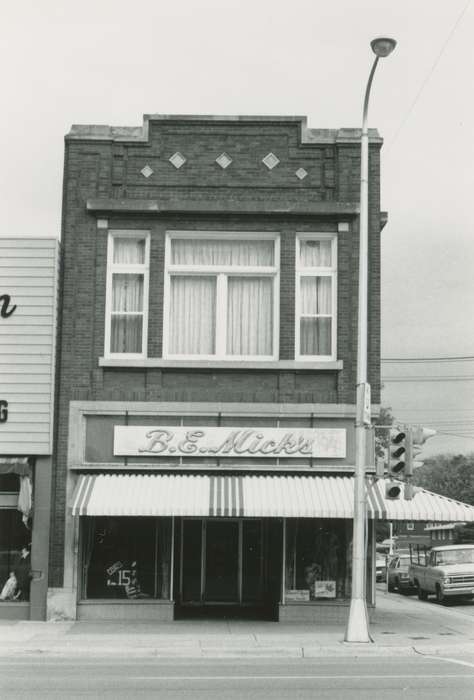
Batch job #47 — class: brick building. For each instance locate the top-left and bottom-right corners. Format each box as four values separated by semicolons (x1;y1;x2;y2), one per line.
49;114;386;622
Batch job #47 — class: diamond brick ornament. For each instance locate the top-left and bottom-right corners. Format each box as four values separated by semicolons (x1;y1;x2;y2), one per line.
216;152;232;169
262;152;280;170
295;167;308;180
169;152;186;169
141;165;153;178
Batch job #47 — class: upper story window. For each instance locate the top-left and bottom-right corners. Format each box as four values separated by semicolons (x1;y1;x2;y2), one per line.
163;232;279;360
105;231;150;358
295;234;337;360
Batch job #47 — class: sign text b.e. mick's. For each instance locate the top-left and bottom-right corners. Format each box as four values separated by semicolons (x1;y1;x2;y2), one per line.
114;426;346;459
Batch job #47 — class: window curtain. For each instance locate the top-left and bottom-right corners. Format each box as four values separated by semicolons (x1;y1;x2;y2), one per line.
110;238;145;354
300;276;332;355
171;239;274;266
113;238;145;264
227;277;273;355
111;274;143;353
169;276;216;354
299;240;332;267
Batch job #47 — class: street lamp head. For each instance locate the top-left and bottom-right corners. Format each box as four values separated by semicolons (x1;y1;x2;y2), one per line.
370;37;397;58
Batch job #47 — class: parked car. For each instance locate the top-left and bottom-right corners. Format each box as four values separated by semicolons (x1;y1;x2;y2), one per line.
387;554;416;594
409;544;474;603
376;556;387;582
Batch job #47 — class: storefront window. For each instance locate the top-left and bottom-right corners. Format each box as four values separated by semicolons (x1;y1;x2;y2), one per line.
0;508;31;602
285;519;351;601
82;517;172;600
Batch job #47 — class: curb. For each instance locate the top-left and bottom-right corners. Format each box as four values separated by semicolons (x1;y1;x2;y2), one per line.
2;642;474;659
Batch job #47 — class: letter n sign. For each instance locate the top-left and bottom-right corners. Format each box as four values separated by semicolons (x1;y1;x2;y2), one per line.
0;295;17;318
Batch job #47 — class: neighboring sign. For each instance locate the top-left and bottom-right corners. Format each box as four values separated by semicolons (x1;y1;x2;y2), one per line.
313;581;336;598
0;237;59;454
285;589;310;602
114;426;346;459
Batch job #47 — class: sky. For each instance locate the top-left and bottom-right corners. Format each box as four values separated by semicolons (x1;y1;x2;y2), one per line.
1;0;473;459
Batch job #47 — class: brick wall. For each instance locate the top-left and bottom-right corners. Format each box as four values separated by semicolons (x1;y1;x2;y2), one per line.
50;116;383;586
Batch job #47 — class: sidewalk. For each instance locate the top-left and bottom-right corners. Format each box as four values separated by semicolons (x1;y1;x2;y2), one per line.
1;590;474;659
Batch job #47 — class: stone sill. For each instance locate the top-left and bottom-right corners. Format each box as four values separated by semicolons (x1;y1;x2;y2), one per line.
99;358;343;371
87;198;359;217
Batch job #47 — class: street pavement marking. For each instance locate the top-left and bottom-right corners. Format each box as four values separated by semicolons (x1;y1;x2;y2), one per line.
131;674;474;680
419;655;474;669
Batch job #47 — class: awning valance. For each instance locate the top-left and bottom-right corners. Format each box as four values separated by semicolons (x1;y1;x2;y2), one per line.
70;474;474;522
0;457;31;477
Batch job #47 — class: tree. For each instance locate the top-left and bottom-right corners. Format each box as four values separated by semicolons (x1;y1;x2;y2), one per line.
413;453;474;505
373;405;395;458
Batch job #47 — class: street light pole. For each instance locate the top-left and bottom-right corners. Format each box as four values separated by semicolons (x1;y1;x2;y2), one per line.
345;37;396;643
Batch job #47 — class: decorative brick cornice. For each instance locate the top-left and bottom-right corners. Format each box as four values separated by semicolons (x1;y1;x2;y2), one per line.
66;114;383;145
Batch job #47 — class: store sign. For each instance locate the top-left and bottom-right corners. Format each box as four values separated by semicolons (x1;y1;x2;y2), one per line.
114;426;346;459
0;294;17;318
0;238;59;454
0;400;8;423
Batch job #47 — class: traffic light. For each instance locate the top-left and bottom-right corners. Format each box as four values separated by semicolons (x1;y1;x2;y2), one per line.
388;428;406;477
385;427;407;499
385;481;402;499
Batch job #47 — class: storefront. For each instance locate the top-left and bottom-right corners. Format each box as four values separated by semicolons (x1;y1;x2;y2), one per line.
52;401;474;623
0;237;59;620
51;399;384;622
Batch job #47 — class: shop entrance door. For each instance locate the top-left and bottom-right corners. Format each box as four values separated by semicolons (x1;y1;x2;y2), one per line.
204;520;239;602
179;518;265;608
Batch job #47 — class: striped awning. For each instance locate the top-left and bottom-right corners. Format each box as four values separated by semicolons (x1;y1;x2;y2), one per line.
70;474;474;522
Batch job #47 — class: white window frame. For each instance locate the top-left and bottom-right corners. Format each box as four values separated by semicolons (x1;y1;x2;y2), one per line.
406;522;414;531
295;233;337;361
104;230;150;359
163;231;280;361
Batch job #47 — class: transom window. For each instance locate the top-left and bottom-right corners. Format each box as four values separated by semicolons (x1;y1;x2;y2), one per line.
163;232;279;360
105;231;150;357
295;234;337;360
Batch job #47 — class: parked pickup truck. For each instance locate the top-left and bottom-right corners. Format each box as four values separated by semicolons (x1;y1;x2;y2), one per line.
409;544;474;603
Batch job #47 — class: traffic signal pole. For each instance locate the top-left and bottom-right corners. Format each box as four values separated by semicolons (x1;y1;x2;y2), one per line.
345;37;396;643
345;54;379;645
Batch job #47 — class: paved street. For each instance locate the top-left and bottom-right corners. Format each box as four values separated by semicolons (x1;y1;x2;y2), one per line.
1;656;474;699
2;588;474;697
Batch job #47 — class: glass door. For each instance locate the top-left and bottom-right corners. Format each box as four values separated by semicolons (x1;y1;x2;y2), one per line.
204;520;239;602
179;518;265;606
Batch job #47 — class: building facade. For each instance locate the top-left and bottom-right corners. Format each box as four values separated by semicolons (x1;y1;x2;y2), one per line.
49;115;385;622
0;237;59;620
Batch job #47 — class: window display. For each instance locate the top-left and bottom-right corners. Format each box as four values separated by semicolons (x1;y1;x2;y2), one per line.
82;517;172;600
0;509;31;601
285;519;351;600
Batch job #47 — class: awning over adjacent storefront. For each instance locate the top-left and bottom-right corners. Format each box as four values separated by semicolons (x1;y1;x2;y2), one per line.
70;473;474;522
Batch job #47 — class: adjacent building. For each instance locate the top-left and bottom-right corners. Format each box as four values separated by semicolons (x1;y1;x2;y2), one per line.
0;237;59;620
